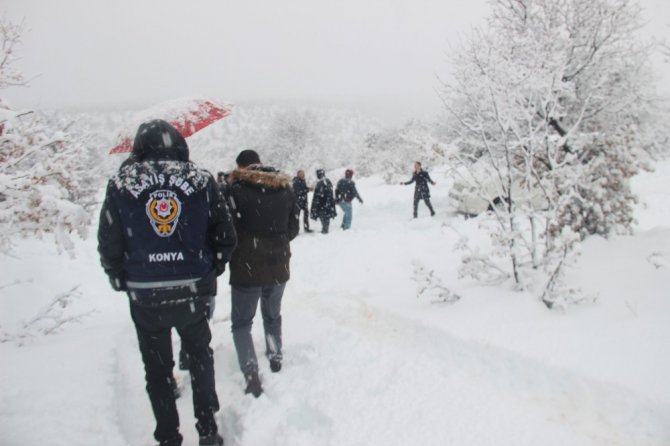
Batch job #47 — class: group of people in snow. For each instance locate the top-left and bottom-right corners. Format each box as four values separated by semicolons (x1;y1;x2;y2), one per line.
289;161;436;232
97;119;437;446
219;167;365;234
292;168;364;233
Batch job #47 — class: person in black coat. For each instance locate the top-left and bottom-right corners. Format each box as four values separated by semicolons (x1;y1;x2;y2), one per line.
310;169;337;233
292;170;312;233
98;119;236;446
402;161;436;218
227;149;300;397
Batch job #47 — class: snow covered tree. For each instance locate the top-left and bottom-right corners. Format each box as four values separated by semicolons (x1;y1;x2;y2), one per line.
262;108;326;172
359;120;446;181
0;17;27;89
440;0;660;306
0;18;96;255
192;105;383;180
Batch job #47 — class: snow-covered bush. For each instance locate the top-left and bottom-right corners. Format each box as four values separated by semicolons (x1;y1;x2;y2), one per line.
0;105;97;255
549;131;640;240
0;285;94;345
412;260;461;304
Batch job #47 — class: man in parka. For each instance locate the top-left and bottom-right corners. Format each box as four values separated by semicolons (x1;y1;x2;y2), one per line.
98;120;236;446
227;150;300;397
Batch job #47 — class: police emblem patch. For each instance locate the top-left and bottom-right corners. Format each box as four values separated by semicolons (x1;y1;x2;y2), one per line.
146;190;182;237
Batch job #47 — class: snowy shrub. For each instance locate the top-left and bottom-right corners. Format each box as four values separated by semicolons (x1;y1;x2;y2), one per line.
0;105;98;255
412;260;461;304
549;131;639;241
0;285;94;345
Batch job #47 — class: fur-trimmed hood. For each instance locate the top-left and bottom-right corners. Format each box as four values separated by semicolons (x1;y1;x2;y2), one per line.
229;166;292;190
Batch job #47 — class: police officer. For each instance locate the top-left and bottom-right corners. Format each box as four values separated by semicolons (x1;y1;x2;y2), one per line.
98;119;236;446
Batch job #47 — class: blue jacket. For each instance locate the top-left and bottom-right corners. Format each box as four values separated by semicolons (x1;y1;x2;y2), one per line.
98;120;237;307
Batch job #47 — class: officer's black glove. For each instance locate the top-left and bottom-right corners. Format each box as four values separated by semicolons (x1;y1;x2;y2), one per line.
108;273;127;292
215;262;226;276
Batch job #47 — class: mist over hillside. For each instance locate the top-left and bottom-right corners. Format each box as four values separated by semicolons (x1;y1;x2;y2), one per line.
57;103;449;186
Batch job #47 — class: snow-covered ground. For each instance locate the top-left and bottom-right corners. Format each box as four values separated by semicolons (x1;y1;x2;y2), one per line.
1;160;669;445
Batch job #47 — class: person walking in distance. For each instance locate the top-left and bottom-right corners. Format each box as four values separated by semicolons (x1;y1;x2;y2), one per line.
310;169;337;233
335;169;363;230
292;170;312;233
401;161;436;218
98;120;237;446
226;150;300;397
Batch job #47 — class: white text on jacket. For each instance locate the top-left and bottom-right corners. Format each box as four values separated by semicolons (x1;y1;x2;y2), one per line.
148;252;185;262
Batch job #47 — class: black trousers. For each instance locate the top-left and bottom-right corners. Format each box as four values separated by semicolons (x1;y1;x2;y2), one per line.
413;193;435;217
298;204;310;230
130;299;219;445
319;216;330;233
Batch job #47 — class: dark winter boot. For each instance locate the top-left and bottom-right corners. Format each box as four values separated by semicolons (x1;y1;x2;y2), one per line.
158;433;183;446
269;358;282;373
426;198;436;216
199;433;224;446
244;373;263;398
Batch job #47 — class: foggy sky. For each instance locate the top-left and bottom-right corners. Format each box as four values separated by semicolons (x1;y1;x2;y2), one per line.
2;0;669;121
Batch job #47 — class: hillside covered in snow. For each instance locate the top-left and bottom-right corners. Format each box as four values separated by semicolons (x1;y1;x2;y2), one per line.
1;154;668;445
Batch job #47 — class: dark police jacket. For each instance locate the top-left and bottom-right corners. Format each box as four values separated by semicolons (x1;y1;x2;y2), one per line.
227;166;300;287
98;123;236;307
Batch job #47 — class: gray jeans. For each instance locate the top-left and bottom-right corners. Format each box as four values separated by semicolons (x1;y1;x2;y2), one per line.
231;282;286;375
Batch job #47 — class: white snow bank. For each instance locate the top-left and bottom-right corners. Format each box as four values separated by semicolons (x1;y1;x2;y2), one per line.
0;160;669;445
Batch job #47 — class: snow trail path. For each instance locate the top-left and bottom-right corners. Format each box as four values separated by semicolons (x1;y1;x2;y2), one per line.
208;288;669;446
111;178;668;445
